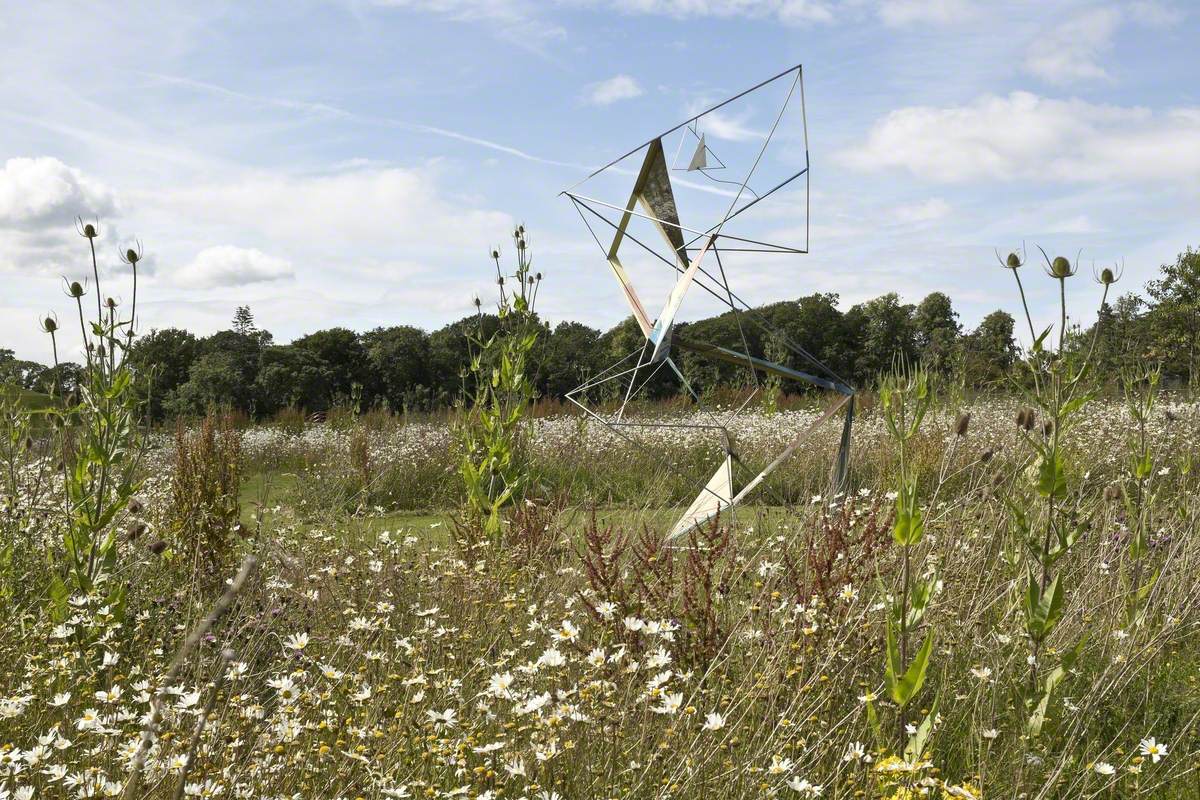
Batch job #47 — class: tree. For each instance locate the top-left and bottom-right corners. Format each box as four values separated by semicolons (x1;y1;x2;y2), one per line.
232;305;257;336
962;310;1016;387
254;345;332;414
292;327;377;408
0;350;47;390
168;351;255;416
845;293;917;384
428;314;499;405
129;328;199;420
540;321;602;400
363;325;432;411
913;292;961;376
1146;247;1200;385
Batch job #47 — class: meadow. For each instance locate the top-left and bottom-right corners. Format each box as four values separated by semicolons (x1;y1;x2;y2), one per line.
2;390;1199;799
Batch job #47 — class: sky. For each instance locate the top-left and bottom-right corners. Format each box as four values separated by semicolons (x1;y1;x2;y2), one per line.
1;0;1197;361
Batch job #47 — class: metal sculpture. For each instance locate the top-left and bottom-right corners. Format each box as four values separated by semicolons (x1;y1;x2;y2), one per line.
561;63;855;539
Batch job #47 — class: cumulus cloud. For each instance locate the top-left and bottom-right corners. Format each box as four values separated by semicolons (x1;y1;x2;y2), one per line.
878;0;973;26
176;245;294;288
585;74;644;106
153;164;513;258
839;91;1200;184
0;157;117;227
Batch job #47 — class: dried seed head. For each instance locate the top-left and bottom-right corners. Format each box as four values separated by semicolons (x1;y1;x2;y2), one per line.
1042;419;1054;437
147;539;167;555
1104;484;1122;502
1023;409;1036;431
127;497;144;515
1015;408;1029;429
535;272;542;281
980;448;994;463
125;248;139;264
1006;252;1022;269
1100;267;1116;285
69;281;85;298
105;297;117;309
491;249;500;259
82;223;97;238
954;412;971;437
127;521;147;541
473;296;482;308
42;316;58;333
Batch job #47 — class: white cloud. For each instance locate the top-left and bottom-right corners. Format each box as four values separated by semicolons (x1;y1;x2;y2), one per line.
176;245;294;288
1025;7;1121;85
1128;0;1185;27
840;91;1200;184
368;0;566;46
894;197;950;223
604;0;835;24
151;164;513;259
586;74;644;106
0;156;117;226
878;0;973;26
699;110;764;142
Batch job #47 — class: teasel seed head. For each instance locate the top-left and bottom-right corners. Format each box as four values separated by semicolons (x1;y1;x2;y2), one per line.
1006;252;1022;269
147;539;167;555
1104;484;1122;502
980;448;994;463
1042;419;1054;437
954;412;970;437
127;497;145;515
41;316;58;334
1049;255;1076;279
127;520;147;542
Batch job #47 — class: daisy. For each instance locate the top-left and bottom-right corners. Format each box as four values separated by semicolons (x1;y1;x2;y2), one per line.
1139;737;1168;763
283;632;309;652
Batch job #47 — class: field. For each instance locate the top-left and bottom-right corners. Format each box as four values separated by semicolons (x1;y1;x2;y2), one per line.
3;393;1199;800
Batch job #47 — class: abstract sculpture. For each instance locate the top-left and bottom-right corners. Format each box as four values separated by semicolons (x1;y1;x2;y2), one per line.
561;63;855;539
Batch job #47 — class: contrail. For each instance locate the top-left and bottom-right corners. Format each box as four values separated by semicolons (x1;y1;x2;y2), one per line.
139;71;588;170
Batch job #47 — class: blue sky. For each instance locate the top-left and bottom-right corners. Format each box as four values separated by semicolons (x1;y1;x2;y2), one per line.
1;0;1197;360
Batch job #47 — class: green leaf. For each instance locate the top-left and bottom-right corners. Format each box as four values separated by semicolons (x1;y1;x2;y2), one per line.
904;698;939;762
1026;573;1063;642
1032;324;1054;354
1036;453;1066;499
890;630;934;708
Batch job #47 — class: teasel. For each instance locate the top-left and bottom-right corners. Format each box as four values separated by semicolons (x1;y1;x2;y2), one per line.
127;520;148;542
954;412;970;437
76;217;104;322
121;242;142;344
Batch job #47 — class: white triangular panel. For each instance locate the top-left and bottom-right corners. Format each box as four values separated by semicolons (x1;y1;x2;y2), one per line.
668;454;733;539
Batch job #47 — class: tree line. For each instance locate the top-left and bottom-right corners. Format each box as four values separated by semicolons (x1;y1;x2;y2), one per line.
2;247;1196;420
